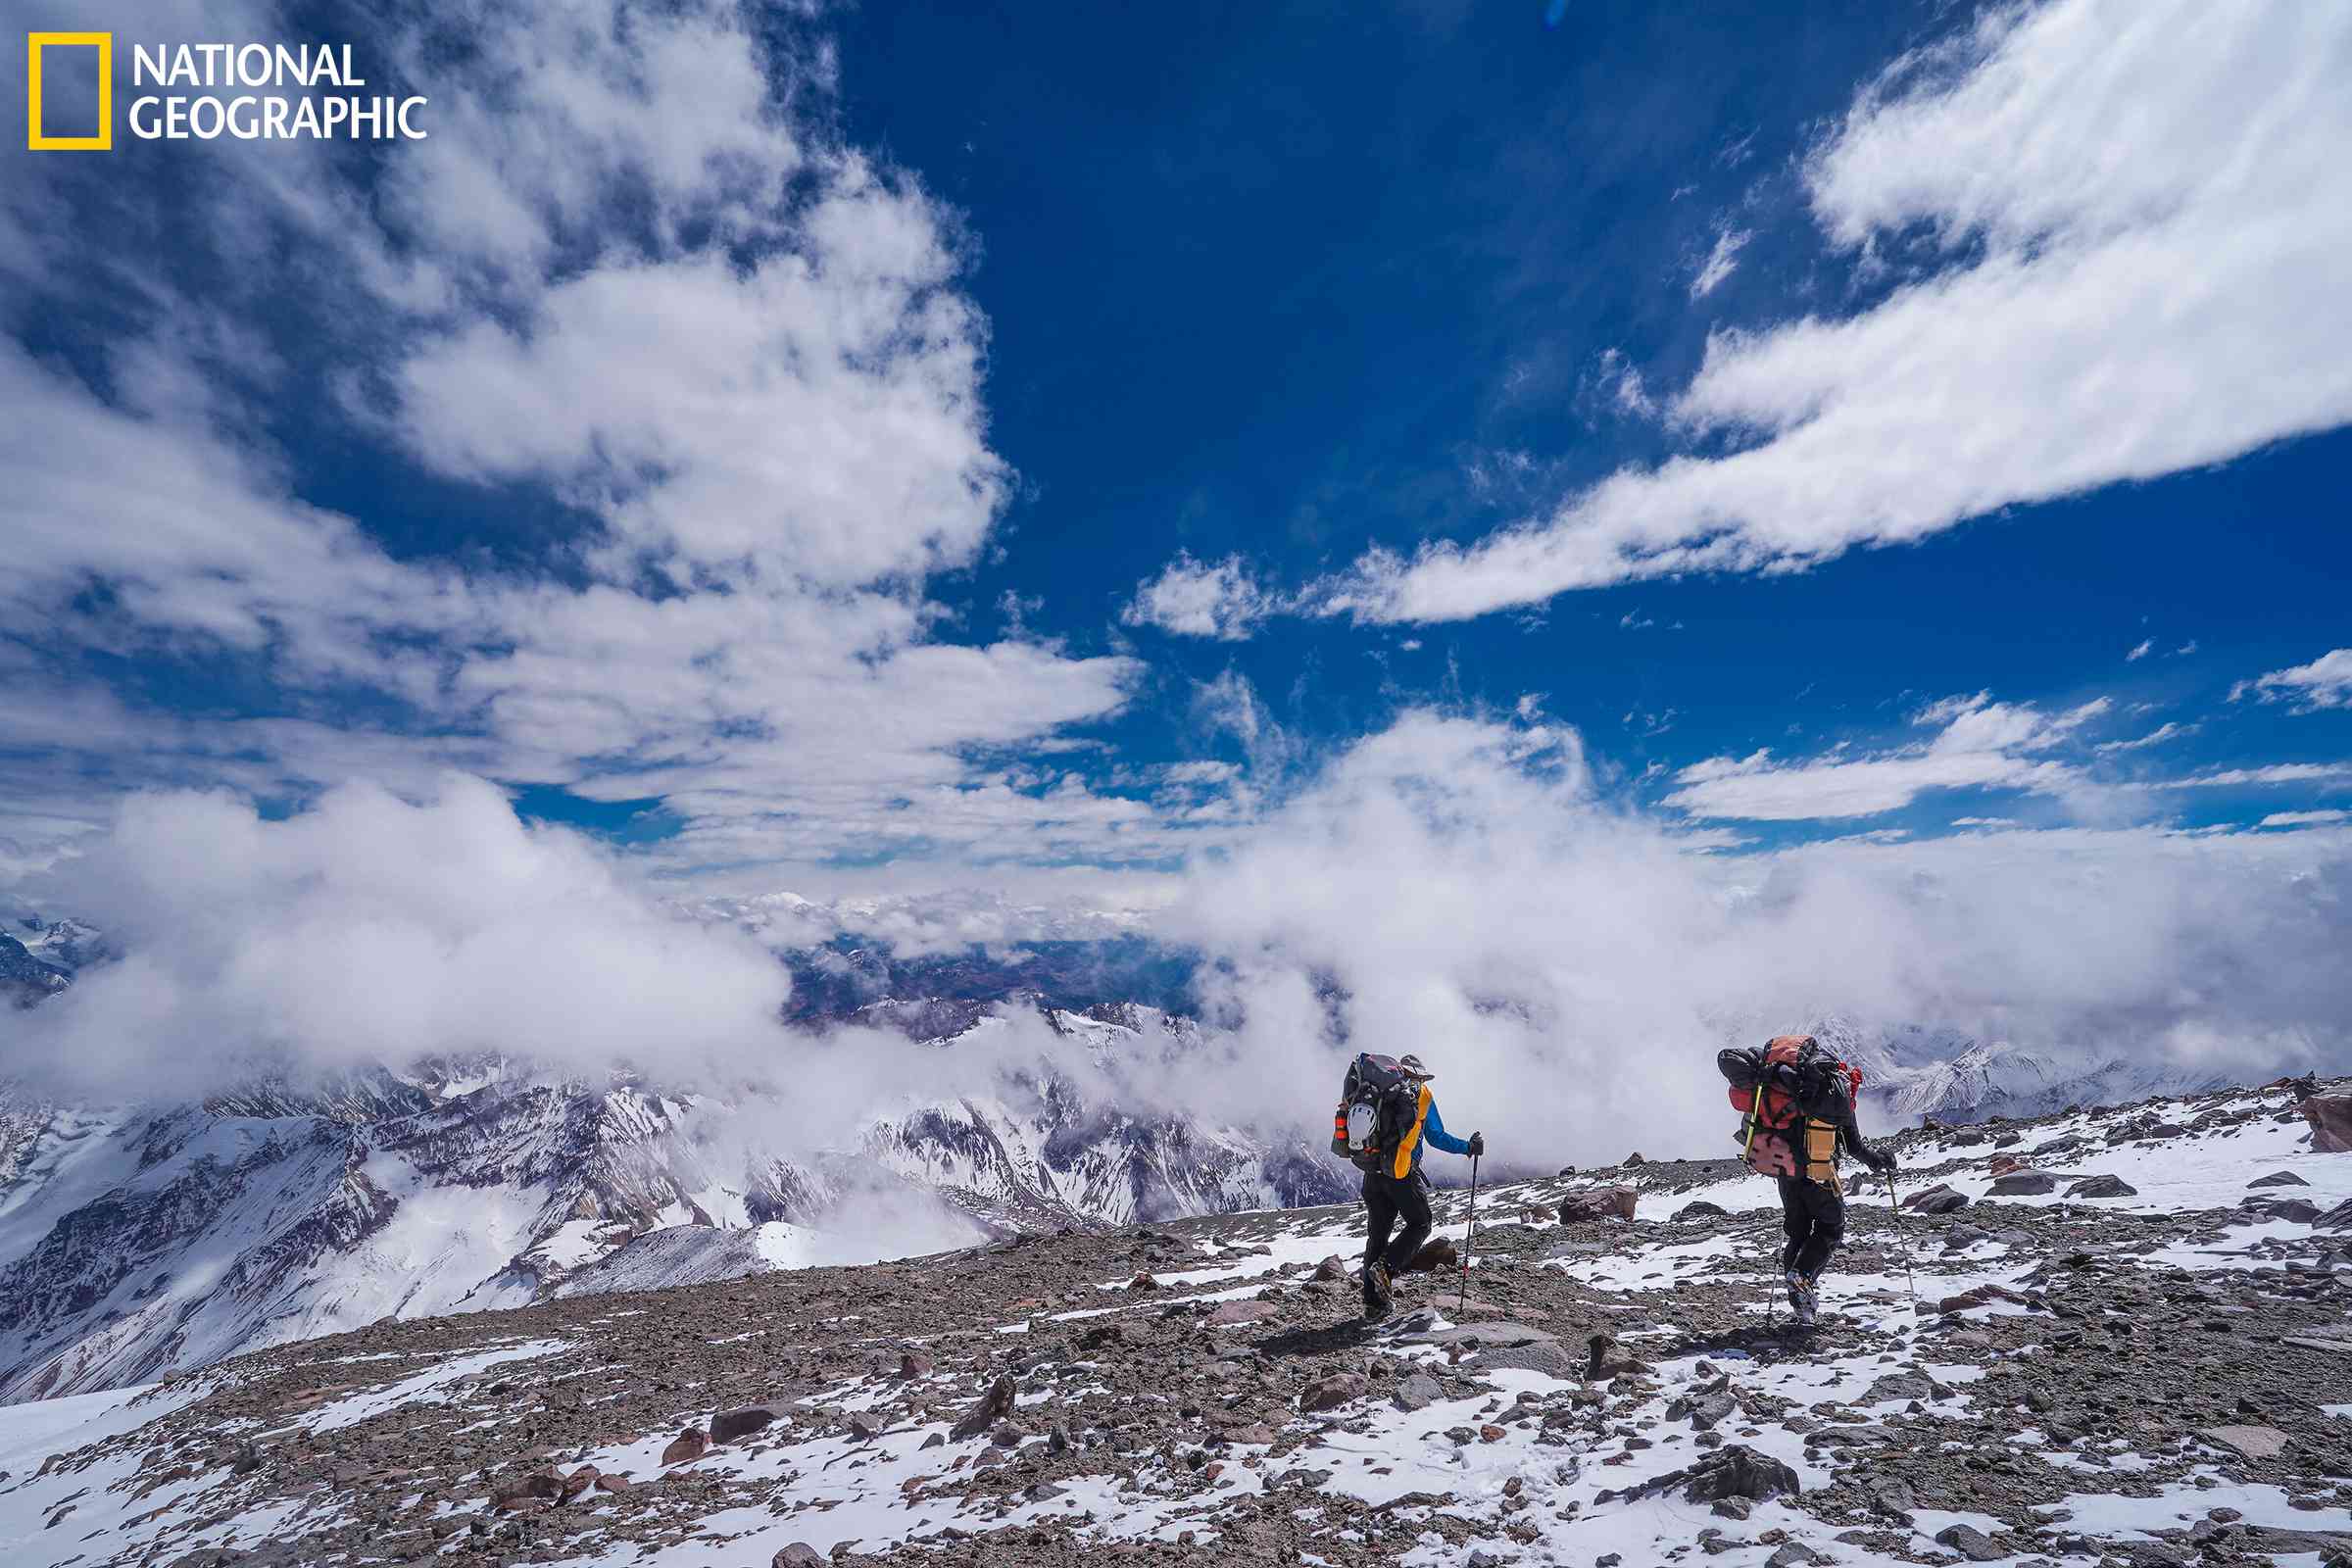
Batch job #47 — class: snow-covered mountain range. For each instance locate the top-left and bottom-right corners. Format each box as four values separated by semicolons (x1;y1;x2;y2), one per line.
0;909;2308;1408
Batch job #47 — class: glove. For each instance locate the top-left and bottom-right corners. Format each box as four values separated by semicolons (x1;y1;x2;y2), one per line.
1867;1150;1897;1175
1466;1132;1486;1157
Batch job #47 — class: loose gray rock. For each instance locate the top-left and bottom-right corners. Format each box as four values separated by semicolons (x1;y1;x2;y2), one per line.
1936;1522;2005;1561
2067;1173;2137;1199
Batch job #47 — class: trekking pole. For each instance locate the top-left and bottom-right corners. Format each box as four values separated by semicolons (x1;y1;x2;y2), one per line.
1457;1152;1481;1314
1884;1169;1918;1311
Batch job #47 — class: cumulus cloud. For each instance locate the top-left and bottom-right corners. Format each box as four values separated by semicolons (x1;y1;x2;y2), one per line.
2230;648;2352;711
1165;710;2352;1168
1305;0;2352;623
1122;554;1280;641
0;0;1143;883
16;778;788;1095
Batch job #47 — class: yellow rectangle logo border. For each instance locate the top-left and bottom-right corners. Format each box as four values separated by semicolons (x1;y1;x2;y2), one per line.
27;31;113;150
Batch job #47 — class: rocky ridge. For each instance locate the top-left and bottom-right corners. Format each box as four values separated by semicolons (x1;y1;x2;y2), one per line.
3;1076;2349;1567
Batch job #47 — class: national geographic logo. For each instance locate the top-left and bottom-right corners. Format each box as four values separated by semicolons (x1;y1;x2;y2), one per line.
25;32;110;149
26;32;428;149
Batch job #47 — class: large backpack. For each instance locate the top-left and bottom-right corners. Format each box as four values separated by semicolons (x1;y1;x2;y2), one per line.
1728;1035;1863;1183
1330;1053;1424;1175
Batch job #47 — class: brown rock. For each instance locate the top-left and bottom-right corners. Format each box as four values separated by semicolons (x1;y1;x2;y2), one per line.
950;1374;1017;1441
2300;1094;2352;1153
772;1546;827;1568
898;1350;934;1379
1312;1255;1351;1282
593;1473;631;1494
1299;1372;1368;1413
660;1428;709;1466
1404;1237;1458;1273
560;1466;598;1500
1127;1270;1159;1291
1557;1187;1638;1223
1479;1425;1505;1443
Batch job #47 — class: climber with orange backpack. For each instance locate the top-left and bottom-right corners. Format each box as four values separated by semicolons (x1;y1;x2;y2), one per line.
1718;1034;1895;1327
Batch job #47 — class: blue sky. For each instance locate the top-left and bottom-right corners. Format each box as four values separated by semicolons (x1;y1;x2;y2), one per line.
2;0;2348;920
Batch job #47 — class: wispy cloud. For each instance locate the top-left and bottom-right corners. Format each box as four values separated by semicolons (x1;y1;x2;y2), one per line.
2126;638;2154;662
1690;226;1751;300
2259;809;2352;829
2162;762;2352;789
2230;648;2352;711
2096;721;2195;754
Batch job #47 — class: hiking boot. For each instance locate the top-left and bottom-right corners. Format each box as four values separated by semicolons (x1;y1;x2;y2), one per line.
1361;1261;1393;1318
1787;1270;1818;1327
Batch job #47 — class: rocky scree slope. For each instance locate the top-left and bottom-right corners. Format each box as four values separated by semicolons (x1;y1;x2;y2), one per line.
4;1077;2350;1567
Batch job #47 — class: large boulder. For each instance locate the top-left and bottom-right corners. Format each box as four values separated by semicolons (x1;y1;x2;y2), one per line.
2300;1094;2352;1153
1902;1184;1970;1215
1558;1187;1638;1224
710;1404;782;1444
1634;1444;1801;1504
2067;1173;2137;1199
659;1428;708;1466
1299;1372;1368;1413
1987;1170;2058;1196
1404;1237;1458;1273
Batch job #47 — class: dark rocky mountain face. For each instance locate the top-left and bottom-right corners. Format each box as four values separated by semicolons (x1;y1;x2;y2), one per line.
0;930;71;1008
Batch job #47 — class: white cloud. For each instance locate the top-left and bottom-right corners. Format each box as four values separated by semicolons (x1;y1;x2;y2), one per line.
1166;711;2352;1163
2127;638;2154;662
2162;762;2352;789
22;777;790;1092
1663;695;2107;821
1307;1;2352;623
2096;721;2194;754
1690;226;1751;300
1121;553;1278;641
2259;809;2351;829
2231;648;2352;711
0;0;1152;881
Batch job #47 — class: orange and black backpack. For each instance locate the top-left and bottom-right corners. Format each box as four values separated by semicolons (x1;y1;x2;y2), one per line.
1727;1035;1863;1184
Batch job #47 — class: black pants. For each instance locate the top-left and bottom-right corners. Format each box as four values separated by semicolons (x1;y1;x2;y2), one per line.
1777;1174;1845;1279
1361;1170;1433;1275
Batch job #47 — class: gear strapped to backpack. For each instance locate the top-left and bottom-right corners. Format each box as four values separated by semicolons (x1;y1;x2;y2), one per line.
1725;1035;1863;1184
1331;1053;1430;1177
